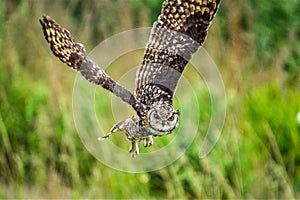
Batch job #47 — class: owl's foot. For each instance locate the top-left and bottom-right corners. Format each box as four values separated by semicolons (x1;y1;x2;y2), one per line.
129;141;139;158
97;122;121;141
143;136;153;147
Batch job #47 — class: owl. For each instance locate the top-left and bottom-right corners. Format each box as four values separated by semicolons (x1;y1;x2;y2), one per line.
40;0;221;157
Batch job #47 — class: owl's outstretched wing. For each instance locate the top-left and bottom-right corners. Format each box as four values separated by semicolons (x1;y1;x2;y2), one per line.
39;16;146;115
135;0;220;106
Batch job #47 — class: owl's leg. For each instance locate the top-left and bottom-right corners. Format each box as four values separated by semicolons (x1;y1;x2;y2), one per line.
129;141;139;158
143;136;153;147
97;122;122;141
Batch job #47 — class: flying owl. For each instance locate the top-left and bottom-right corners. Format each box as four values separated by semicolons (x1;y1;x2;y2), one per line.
40;0;221;157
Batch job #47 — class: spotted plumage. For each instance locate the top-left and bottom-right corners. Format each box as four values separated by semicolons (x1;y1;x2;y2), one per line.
40;0;220;157
40;16;85;69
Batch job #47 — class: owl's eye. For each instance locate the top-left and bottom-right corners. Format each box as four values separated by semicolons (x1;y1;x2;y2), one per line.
168;116;174;121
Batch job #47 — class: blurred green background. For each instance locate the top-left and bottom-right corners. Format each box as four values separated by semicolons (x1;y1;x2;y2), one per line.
0;0;300;198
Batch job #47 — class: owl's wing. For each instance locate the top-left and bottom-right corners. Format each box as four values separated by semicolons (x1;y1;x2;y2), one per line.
39;16;146;115
135;0;220;106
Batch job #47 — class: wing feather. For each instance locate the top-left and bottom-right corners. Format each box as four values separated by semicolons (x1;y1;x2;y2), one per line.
135;0;220;106
39;16;146;116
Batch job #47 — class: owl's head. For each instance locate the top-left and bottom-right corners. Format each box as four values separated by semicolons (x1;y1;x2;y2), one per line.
148;103;179;135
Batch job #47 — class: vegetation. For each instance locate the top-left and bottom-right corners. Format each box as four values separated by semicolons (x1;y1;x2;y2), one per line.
0;0;299;198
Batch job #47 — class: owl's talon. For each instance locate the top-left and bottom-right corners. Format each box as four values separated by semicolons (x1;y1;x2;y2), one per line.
129;141;139;158
97;134;110;141
98;122;123;141
143;136;153;147
97;131;113;141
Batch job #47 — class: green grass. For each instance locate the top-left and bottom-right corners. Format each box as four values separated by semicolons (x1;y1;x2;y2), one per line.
0;0;299;199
